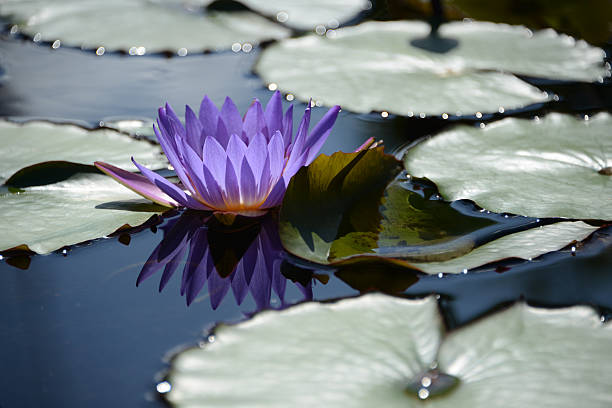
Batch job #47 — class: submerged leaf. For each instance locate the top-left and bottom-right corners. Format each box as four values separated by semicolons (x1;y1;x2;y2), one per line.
403;112;612;220
255;21;609;116
166;294;612;407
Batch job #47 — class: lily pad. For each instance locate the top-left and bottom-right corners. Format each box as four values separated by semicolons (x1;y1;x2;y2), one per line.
165;294;612;407
255;21;610;116
231;0;371;31
279;149;561;267
414;221;599;274
403;112;612;220
0;120;166;183
0;0;290;53
0;173;165;254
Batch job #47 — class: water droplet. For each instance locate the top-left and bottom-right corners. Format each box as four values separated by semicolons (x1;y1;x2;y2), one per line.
315;25;326;35
479;123;486;129
96;47;105;56
231;43;241;53
128;46;137;55
406;368;459;400
419;112;426;118
363;1;373;10
504;214;509;218
325;29;337;39
534;115;540;122
33;32;42;42
442;113;448;119
553;94;560;101
462;269;468;274
268;83;278;91
437;273;443;278
584;114;589;121
136;46;146;55
498;106;505;113
156;381;171;394
207;335;216;343
241;43;252;53
0;255;4;260
407;111;414;117
286;94;294;101
328;18;339;29
381;111;389;118
525;28;533;38
61;249;68;255
51;40;61;49
571;246;576;255
9;25;19;35
475;112;482;118
276;11;289;23
177;48;188;57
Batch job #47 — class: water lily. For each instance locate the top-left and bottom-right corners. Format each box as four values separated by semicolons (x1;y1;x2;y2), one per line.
95;92;340;215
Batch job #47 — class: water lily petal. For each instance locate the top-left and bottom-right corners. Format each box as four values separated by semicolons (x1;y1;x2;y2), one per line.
202;135;227;186
258;154;272;198
264;90;283;137
220;96;242;140
267;130;285;182
261;178;286;208
226;133;248;174
158;245;187;292
223;157;241;208
249;250;272;310
214;116;230;149
94;161;178;207
164;103;186;139
132;158;212;211
240;156;258;206
201;165;226;209
245;131;267;183
208;268;232;310
288;104;311;158
154;123;195;193
305;105;340;163
176;138;209;203
184;105;203;154
282;104;294;150
283;148;310;186
199;95;219;139
243;99;268;142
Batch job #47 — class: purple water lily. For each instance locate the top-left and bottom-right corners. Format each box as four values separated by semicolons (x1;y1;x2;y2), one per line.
95;92;340;215
137;212;315;310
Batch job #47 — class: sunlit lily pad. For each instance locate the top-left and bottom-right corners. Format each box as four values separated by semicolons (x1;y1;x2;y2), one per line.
255;21;610;116
414;221;599;274
280;149;582;270
232;0;371;31
404;113;612;220
0;120;165;183
0;0;290;53
165;294;612;407
0;174;165;254
0;120;168;254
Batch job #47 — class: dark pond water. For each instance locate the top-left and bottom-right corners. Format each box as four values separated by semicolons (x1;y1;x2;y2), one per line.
0;18;611;408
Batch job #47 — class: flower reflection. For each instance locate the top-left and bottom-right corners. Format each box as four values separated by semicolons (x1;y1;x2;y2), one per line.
137;212;316;310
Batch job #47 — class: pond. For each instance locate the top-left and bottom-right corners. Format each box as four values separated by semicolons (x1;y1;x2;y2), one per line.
0;2;611;407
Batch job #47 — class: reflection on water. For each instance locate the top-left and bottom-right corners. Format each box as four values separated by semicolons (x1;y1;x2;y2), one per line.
137;211;314;310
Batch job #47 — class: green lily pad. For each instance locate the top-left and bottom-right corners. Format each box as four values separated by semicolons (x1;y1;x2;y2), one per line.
280;149;568;268
0;173;165;254
0;120;168;254
0;0;290;53
0;120;166;183
165;294;612;407
414;221;599;274
255;21;609;116
403;112;612;220
232;0;371;31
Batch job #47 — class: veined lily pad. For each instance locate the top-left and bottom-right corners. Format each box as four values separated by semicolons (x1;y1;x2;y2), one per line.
280;149;585;270
0;173;165;254
0;0;290;53
414;221;599;274
255;21;609;116
165;294;612;407
0;120;166;183
403;112;612;220
230;0;371;31
0;121;168;254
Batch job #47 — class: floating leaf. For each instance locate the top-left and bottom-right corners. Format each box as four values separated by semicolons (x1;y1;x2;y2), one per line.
0;173;165;254
165;294;612;407
414;221;599;274
404;113;612;220
255;21;609;116
1;0;290;53
279;150;552;267
231;0;371;30
0;120;165;183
